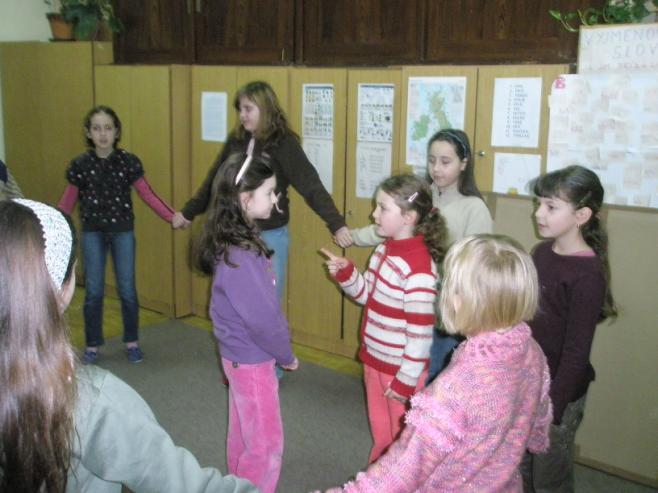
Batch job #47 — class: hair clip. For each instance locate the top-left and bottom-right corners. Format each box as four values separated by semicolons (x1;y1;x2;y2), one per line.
235;137;256;185
407;191;418;203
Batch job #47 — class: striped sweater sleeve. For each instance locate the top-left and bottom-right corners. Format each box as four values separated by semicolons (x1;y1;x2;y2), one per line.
390;270;436;396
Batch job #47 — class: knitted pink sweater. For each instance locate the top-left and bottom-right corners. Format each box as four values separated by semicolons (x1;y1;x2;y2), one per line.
322;323;552;493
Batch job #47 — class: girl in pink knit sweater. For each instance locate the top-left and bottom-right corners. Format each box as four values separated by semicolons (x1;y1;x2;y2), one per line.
319;234;553;493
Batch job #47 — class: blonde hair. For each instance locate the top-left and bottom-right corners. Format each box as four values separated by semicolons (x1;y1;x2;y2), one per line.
233;81;295;145
439;234;538;336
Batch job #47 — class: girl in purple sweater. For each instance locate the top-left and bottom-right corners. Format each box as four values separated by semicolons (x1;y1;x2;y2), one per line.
522;165;617;492
319;235;552;492
197;152;298;493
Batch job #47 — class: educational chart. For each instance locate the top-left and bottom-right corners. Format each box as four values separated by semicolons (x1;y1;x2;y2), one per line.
356;84;394;199
491;78;542;148
302;84;334;139
406;77;467;172
302;84;335;193
547;73;658;208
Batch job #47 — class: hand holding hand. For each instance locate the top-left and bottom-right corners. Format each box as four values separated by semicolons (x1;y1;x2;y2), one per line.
320;248;350;276
384;387;407;403
280;356;299;371
333;226;353;248
172;211;191;229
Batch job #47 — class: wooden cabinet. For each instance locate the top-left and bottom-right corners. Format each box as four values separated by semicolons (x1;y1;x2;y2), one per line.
114;0;294;65
195;0;294;64
114;0;589;65
424;0;605;64
299;0;423;65
114;0;194;63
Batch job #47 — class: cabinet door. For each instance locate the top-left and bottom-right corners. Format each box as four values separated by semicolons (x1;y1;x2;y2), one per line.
287;68;349;355
114;0;194;64
342;69;404;355
301;0;423;65
425;0;604;64
472;64;569;194
195;0;294;64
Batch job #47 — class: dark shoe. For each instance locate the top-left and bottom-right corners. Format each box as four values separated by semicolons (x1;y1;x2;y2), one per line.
126;346;144;363
82;349;99;365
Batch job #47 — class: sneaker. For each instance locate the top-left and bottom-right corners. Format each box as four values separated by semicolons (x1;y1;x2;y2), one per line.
126;346;144;363
82;349;99;365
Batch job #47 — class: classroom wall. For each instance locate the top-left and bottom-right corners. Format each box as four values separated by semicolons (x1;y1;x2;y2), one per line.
0;1;52;161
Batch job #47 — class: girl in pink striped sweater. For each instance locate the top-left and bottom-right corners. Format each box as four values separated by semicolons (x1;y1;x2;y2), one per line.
322;174;447;464
319;235;553;493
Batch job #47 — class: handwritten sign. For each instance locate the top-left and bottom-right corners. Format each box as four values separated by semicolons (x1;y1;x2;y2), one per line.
578;23;658;74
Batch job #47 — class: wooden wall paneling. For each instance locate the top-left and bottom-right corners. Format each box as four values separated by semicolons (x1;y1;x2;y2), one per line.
473;64;569;192
398;65;478;174
287;67;349;354
301;0;423;65
190;66;238;316
170;65;193;317
424;0;605;64
195;0;294;64
342;68;403;354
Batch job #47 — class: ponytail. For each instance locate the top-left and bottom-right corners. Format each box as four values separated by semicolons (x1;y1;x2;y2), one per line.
416;208;448;266
581;214;617;319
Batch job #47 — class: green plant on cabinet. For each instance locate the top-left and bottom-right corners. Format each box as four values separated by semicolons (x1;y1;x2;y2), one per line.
550;0;658;32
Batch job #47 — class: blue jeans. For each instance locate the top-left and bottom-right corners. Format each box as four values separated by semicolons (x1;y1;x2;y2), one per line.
426;328;463;384
261;225;289;379
82;231;139;346
260;225;289;303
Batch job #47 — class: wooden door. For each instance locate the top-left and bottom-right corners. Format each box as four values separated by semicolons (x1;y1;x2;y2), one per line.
287;67;348;354
114;0;194;63
94;66;177;316
195;0;294;64
341;68;404;356
300;0;423;65
472;64;570;195
425;0;604;64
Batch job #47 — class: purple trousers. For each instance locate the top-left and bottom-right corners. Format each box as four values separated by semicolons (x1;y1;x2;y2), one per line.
222;357;283;493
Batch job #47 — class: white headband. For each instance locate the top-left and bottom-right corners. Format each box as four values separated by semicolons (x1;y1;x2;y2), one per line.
13;199;73;287
234;137;256;185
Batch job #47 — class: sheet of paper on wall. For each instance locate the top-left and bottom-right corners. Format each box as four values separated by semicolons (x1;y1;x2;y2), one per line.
302;138;334;194
201;92;227;142
356;142;392;199
357;84;394;143
493;152;541;196
491;77;542;148
406;76;467;168
302;84;334;140
547;73;658;209
578;24;658;75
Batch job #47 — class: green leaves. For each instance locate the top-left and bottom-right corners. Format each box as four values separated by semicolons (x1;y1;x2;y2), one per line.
58;0;124;40
549;0;655;32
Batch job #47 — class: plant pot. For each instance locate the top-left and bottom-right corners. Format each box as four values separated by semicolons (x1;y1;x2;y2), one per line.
46;13;74;41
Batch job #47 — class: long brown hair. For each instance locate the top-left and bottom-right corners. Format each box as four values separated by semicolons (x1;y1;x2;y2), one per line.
0;201;78;492
379;173;448;265
232;80;297;147
197;153;274;274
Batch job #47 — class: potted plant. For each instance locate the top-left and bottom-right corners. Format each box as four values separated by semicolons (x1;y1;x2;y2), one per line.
550;0;658;32
45;0;124;41
45;0;74;40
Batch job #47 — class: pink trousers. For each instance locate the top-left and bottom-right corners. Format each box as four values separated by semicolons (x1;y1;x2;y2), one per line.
364;364;427;463
222;357;283;493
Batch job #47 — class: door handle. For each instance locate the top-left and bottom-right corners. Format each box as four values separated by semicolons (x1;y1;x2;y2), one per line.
477;150;486;157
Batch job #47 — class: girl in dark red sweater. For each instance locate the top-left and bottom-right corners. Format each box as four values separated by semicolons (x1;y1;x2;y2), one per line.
522;165;617;492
